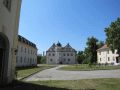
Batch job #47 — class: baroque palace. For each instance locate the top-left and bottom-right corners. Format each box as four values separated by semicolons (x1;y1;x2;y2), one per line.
46;42;77;64
16;35;37;67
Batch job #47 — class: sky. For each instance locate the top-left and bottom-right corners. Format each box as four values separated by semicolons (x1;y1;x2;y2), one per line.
19;0;120;54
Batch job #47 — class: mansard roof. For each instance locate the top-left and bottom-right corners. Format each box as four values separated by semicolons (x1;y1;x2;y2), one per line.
18;35;37;49
64;43;72;48
47;43;56;51
47;42;76;52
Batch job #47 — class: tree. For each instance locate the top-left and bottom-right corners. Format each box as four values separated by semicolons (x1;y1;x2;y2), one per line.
37;55;42;64
105;18;120;57
37;55;46;64
41;56;46;64
76;51;85;64
83;48;90;64
85;36;98;63
97;41;104;48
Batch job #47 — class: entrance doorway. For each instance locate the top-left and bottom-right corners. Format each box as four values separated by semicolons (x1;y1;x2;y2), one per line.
0;33;9;85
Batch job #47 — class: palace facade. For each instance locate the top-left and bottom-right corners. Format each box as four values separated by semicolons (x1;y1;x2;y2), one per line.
46;42;76;64
16;35;37;67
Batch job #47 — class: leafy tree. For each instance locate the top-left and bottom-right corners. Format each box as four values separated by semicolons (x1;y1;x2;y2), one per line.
83;48;90;64
76;51;85;64
37;55;42;64
105;18;120;57
37;55;46;64
41;56;46;64
85;36;98;63
97;41;104;48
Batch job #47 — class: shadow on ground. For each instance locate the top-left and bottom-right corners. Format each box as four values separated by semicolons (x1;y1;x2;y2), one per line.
0;80;69;90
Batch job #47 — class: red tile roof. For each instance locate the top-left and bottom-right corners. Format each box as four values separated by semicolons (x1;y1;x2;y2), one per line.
97;44;109;51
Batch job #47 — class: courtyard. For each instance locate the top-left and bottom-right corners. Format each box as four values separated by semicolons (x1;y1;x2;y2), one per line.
24;65;120;81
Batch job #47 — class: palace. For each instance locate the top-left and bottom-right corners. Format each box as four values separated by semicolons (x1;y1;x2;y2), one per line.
0;0;21;84
46;42;76;64
16;35;37;67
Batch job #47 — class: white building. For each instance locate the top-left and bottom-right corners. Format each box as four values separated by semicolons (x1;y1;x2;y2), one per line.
0;0;21;84
46;42;76;64
97;45;119;65
16;35;37;67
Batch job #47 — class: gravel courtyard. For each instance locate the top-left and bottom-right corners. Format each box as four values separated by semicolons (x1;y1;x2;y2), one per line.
24;65;120;81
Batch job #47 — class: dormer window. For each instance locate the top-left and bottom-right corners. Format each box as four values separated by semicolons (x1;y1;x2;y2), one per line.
3;0;11;11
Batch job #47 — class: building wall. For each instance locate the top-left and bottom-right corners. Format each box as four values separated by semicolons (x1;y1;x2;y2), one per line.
16;41;37;67
97;49;119;64
46;51;76;64
0;0;22;84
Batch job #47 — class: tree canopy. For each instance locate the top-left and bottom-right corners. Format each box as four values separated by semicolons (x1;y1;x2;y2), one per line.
76;51;85;64
105;18;120;55
86;36;98;63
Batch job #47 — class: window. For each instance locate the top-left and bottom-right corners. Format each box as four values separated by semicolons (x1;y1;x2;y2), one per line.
24;57;26;63
71;53;73;56
3;0;11;11
28;58;29;63
25;48;26;53
108;57;110;61
20;57;22;63
67;53;69;56
16;56;18;60
16;59;18;63
52;53;55;56
100;58;101;61
107;50;109;54
50;59;52;61
63;53;65;56
49;53;51;56
16;56;18;63
21;47;23;52
68;58;70;62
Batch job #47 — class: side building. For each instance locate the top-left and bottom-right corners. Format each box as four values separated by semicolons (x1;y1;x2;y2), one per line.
0;0;21;84
16;35;37;67
46;42;76;64
97;44;119;65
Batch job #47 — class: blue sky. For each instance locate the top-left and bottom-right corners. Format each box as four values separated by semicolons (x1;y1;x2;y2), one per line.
19;0;120;54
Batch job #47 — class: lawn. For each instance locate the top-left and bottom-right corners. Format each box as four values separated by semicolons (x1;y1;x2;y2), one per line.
29;78;120;90
59;64;120;71
16;65;57;79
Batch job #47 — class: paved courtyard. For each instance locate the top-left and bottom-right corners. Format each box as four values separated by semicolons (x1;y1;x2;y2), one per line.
24;65;120;81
